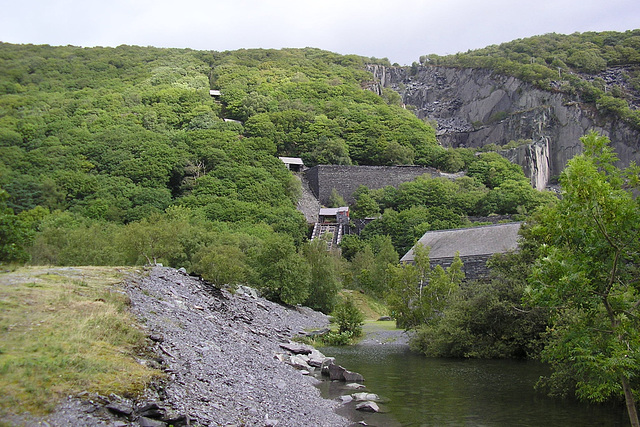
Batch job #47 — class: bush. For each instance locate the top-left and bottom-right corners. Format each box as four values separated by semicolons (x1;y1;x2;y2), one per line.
332;296;364;337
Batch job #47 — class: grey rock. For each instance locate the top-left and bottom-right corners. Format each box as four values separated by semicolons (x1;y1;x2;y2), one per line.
288;355;311;370
328;363;346;381
125;267;349;427
338;395;353;404
345;383;366;390
377;316;392;321
137;402;163;418
307;357;325;368
106;402;133;416
367;64;640;191
343;370;364;383
355;401;380;413
279;342;313;355
321;357;336;376
137;416;166;427
352;393;379;402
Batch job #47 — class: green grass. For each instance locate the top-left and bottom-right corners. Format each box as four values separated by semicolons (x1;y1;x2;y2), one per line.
339;289;388;321
364;319;397;330
0;266;162;416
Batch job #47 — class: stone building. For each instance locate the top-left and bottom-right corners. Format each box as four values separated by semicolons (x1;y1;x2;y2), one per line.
401;222;522;280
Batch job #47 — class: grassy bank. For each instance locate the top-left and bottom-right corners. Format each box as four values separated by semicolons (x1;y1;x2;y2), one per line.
339;290;388;321
0;266;161;416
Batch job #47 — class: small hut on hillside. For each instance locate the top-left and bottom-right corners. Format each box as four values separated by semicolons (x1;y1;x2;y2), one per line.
279;157;305;172
401;222;522;280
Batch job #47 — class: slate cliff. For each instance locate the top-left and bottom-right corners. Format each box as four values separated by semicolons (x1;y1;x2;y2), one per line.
367;65;640;189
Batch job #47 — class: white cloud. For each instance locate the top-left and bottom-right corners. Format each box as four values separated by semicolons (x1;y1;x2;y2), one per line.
1;0;639;64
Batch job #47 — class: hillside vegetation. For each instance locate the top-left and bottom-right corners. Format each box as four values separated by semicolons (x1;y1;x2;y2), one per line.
1;35;638;419
419;29;640;129
0;42;556;311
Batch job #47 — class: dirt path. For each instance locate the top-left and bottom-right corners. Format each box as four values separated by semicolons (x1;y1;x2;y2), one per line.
357;321;411;347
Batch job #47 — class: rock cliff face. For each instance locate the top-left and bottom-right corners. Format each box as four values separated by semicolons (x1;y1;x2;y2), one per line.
367;65;640;189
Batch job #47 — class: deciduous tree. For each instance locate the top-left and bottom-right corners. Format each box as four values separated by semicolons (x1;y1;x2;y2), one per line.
526;132;640;426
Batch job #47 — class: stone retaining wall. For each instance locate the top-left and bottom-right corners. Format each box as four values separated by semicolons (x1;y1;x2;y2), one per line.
431;254;494;281
305;165;448;205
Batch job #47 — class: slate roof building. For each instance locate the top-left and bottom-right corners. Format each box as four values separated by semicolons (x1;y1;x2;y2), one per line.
401;222;522;280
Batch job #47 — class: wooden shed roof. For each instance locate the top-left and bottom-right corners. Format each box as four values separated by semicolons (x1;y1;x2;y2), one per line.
278;157;304;165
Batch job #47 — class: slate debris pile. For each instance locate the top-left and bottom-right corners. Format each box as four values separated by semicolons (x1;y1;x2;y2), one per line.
122;266;350;427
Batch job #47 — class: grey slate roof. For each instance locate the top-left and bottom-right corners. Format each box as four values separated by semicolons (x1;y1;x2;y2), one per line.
401;222;522;263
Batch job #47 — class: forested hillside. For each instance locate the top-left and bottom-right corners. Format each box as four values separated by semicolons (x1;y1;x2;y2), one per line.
0;42;553;313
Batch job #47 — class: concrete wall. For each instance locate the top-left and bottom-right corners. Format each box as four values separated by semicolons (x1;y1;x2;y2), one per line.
305;165;452;205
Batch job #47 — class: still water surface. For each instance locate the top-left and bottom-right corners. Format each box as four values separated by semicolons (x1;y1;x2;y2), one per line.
319;345;629;427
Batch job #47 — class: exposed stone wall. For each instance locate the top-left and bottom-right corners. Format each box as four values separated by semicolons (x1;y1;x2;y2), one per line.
305;165;457;205
366;64;640;187
430;254;494;281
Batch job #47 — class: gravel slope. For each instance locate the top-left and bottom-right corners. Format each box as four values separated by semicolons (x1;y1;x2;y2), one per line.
124;267;350;427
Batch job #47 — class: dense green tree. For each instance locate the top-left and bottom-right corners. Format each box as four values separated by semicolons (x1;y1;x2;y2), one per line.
350;186;380;219
251;233;311;306
332;295;365;337
387;244;464;329
525;132;640;426
411;248;549;359
0;188;32;263
302;239;343;313
192;244;249;287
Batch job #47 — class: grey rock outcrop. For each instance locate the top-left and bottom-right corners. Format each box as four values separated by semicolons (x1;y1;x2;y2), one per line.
367;64;640;189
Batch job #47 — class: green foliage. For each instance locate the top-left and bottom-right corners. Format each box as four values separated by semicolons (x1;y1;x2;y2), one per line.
327;188;346;208
302;240;343;313
209;48;439;165
320;331;354;346
252;233;311;306
387;244;464;329
411;248;549;359
350;186;380;219
345;235;398;297
192;244;249;288
0;188;32;263
525;132;640;422
361;206;466;256
332;295;365;337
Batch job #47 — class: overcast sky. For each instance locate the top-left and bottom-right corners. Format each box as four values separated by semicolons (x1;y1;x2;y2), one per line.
2;0;639;65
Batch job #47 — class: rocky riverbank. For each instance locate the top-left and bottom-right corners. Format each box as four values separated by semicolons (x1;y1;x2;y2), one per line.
124;266;352;427
8;267;356;427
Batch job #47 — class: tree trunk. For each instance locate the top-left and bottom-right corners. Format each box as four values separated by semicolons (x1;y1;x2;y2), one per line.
622;375;640;427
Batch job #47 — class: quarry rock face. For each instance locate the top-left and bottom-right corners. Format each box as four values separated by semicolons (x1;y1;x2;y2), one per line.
367;65;640;188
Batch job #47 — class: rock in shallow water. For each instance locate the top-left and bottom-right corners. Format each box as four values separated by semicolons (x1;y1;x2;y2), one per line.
355;401;380;413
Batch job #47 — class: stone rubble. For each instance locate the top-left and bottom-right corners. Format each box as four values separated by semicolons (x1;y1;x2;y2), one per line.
121;266;351;427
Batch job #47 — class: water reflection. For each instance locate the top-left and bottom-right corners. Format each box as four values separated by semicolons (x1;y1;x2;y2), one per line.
320;345;629;427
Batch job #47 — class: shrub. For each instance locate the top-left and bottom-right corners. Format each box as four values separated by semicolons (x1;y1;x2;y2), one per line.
332;296;364;337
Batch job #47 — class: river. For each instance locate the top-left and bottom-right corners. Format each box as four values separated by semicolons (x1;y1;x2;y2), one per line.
319;344;630;426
